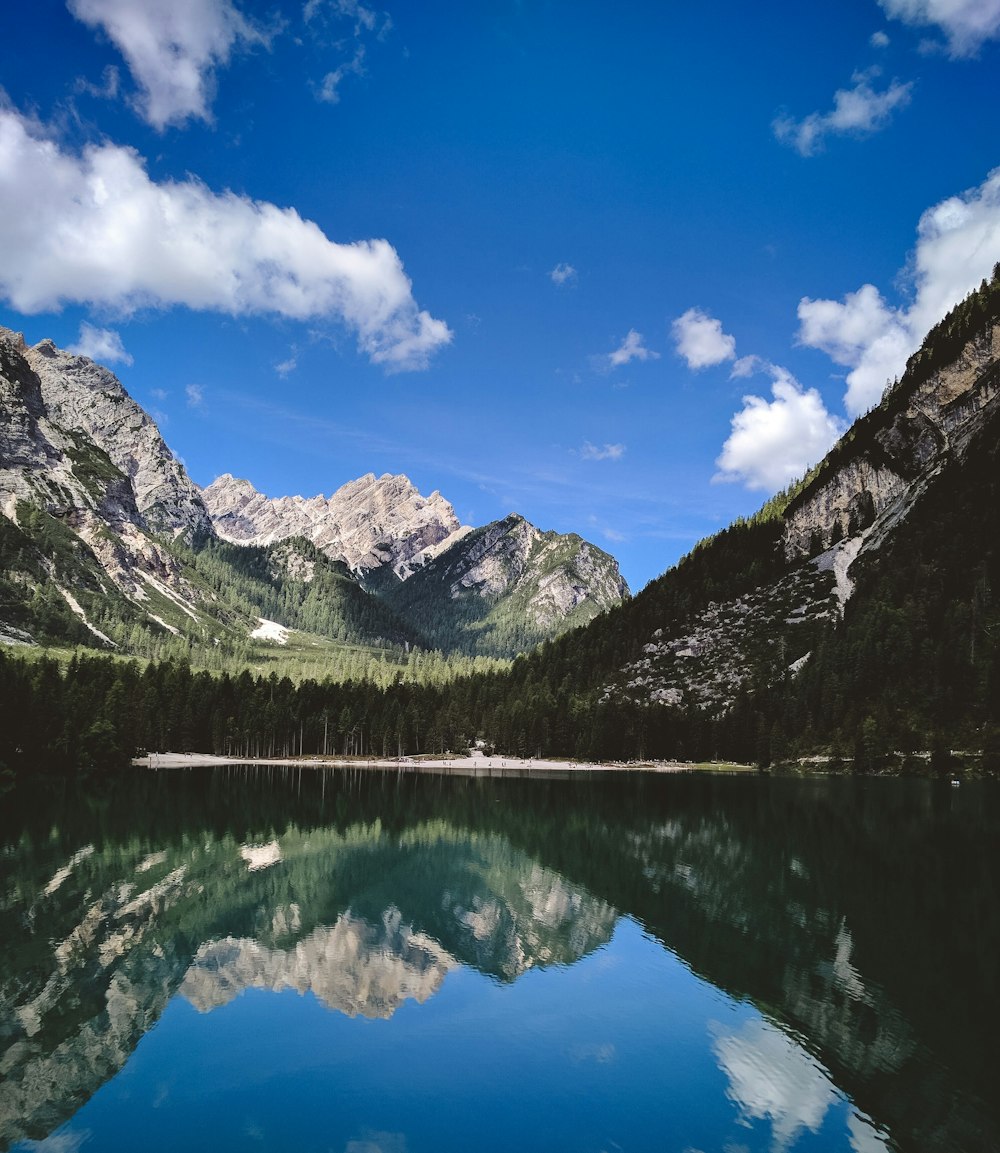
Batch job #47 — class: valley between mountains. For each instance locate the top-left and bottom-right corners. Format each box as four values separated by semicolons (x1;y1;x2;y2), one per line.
2;267;1000;772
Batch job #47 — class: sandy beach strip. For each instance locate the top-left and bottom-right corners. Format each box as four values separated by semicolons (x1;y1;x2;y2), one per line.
132;752;715;777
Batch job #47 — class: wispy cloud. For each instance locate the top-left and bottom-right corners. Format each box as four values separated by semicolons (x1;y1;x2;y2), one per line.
549;262;577;286
607;329;659;369
67;322;133;366
870;29;891;47
773;68;912;156
580;441;626;461
0;107;451;371
672;308;736;370
186;383;205;409
307;0;392;104
317;45;366;103
66;0;269;130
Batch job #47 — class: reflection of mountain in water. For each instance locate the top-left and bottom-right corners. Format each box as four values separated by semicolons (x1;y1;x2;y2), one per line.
0;802;616;1150
181;909;455;1018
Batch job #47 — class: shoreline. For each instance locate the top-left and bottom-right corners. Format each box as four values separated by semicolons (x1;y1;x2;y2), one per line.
132;752;753;778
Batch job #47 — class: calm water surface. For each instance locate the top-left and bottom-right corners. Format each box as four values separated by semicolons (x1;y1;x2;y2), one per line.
1;769;997;1152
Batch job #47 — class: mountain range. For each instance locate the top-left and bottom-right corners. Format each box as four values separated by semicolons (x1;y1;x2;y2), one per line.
3;266;1000;766
0;327;628;663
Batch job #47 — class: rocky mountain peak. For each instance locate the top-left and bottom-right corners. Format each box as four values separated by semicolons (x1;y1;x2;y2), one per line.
202;469;472;580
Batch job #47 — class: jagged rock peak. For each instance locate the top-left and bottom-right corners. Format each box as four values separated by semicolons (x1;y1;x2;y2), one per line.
20;334;213;539
202;470;472;579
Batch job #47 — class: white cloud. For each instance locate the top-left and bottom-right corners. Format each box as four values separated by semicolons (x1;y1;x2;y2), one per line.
0;109;451;371
878;0;1000;56
672;308;736;370
607;329;659;368
797;284;910;413
150;388;168;400
773;69;912;156
871;29;891;46
714;368;845;491
798;167;1000;413
549;262;577;286
580;441;626;461
186;383;205;408
67;0;267;130
67;322;133;365
275;354;297;377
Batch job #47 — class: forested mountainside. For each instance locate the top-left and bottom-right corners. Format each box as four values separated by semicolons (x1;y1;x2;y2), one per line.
379;514;629;658
0;327;627;666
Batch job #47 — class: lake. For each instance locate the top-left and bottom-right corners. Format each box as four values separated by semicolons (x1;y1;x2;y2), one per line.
1;768;997;1153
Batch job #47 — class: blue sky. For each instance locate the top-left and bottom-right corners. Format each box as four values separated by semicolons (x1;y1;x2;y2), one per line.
2;0;999;591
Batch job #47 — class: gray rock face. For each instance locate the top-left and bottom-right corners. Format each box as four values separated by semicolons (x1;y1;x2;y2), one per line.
202;471;471;579
0;327;217;639
23;337;213;538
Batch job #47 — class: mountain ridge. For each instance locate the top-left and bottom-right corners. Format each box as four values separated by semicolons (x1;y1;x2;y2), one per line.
0;326;628;662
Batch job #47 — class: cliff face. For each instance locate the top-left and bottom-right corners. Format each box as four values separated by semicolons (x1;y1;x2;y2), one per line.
783;323;1000;561
202;471;471;580
0;328;216;644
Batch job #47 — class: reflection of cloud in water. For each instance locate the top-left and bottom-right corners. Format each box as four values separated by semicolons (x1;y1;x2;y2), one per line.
345;1131;408;1153
568;1041;616;1064
847;1111;892;1153
15;1132;91;1153
711;1016;888;1152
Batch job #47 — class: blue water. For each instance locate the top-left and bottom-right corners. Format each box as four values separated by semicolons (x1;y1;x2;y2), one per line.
2;769;995;1152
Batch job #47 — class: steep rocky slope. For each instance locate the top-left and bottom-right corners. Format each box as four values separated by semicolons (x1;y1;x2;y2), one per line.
23;336;213;538
598;272;1000;721
0;327;220;647
381;513;630;657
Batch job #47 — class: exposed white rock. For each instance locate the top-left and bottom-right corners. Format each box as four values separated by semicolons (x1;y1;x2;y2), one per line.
414;513;628;628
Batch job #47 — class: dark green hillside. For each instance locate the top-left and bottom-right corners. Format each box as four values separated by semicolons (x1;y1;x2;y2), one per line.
775;401;1000;763
184;534;426;651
